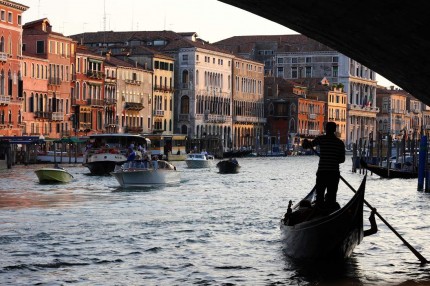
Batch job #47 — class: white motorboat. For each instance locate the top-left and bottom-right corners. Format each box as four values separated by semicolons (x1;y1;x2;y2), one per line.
35;166;74;183
111;160;180;187
83;134;150;175
185;153;214;168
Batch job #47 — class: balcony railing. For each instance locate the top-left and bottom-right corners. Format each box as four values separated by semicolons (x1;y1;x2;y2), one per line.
51;112;64;121
125;79;141;85
124;102;144;110
79;122;91;130
204;114;228;123
104;98;117;105
0;95;11;105
48;77;61;85
0;52;8;62
87;98;104;107
233;115;266;124
34;111;52;119
125;126;143;133
153;110;165;117
86;70;104;79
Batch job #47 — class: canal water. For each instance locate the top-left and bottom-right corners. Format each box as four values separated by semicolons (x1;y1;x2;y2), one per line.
1;156;430;285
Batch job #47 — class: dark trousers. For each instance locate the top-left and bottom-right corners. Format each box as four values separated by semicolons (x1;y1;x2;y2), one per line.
315;170;340;207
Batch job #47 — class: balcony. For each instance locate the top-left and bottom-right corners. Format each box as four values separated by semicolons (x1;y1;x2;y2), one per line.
308;113;316;119
34;111;52;119
124;102;144;110
87;98;105;107
154;85;174;92
48;77;61;85
51;112;64;121
125;126;143;133
204;114;227;123
71;98;87;106
0;121;13;128
104;123;117;128
0;52;8;62
86;70;104;79
0;95;11;105
79;122;92;131
153;110;165;117
233;115;266;124
125;79;141;85
104;98;117;105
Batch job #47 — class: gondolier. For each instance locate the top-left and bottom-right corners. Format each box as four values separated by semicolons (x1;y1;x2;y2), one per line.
302;122;345;209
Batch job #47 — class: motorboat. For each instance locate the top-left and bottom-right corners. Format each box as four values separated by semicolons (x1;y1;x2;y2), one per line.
83;134;150;175
216;158;241;174
35;166;74;183
111;160;180;187
280;176;366;260
185;153;214;168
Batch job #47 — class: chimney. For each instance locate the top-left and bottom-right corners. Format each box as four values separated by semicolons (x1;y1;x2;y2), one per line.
390;85;394;90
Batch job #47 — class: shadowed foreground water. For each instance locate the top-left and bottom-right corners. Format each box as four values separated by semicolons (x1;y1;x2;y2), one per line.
1;156;430;285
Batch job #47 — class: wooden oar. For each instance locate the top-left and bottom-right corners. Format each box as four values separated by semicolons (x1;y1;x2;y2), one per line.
311;148;428;264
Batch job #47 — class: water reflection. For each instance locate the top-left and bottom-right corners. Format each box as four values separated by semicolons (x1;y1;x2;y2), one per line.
282;252;363;285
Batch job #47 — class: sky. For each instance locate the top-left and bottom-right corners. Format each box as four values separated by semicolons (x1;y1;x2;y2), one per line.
17;0;396;88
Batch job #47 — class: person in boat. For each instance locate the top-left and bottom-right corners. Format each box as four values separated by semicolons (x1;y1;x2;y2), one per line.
126;147;136;161
284;199;313;226
302;122;345;210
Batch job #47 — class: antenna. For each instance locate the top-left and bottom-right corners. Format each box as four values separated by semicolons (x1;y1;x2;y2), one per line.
103;0;106;32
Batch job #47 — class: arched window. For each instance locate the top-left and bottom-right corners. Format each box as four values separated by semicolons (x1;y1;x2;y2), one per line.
182;70;189;88
180;95;189;114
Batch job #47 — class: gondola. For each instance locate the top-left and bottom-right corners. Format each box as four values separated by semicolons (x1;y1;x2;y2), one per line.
216;158;241;174
280;176;366;260
360;159;418;179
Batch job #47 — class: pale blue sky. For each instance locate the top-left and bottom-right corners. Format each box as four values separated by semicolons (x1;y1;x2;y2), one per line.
18;0;395;87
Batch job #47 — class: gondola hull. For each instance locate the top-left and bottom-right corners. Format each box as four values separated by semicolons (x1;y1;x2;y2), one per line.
361;160;417;179
280;176;366;260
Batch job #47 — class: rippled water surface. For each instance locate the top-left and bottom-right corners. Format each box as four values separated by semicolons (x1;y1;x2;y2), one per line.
2;156;430;285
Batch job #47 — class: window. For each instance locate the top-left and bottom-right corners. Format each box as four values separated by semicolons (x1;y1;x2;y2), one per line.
17;15;21;25
332;66;338;77
7;12;12;23
291;67;298;78
333;56;339;63
306;57;312;63
305;66;312;77
0;10;5;21
36;41;44;54
277;57;284;64
182;54;188;61
291;57;298;64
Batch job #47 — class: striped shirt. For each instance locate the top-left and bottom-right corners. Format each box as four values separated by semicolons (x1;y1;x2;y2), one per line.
310;134;345;171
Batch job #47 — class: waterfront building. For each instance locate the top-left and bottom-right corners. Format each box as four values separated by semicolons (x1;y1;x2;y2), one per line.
117;46;175;135
0;0;28;136
21;54;49;136
406;94;423;135
264;77;325;151
375;87;409;140
73;45;104;136
22;18;75;138
163;35;235;151
72;31;239;151
214;35;378;148
292;77;347;142
104;53;153;134
231;57;265;150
